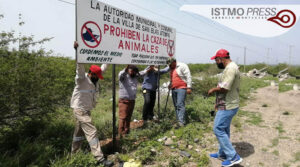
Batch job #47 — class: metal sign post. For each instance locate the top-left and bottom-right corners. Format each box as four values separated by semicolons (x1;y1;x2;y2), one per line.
75;0;78;62
244;47;247;73
112;64;116;151
157;65;160;118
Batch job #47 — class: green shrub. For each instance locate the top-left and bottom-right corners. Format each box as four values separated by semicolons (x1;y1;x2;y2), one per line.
50;151;98;167
190;77;218;97
188;63;220;76
134;141;162;164
0;109;74;166
0;49;75;128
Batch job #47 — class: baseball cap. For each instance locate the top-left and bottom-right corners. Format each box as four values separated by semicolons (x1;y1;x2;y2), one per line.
210;49;230;60
166;57;176;65
89;65;104;80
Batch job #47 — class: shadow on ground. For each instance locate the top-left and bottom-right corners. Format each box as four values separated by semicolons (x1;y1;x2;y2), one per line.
210;142;254;167
233;141;255;158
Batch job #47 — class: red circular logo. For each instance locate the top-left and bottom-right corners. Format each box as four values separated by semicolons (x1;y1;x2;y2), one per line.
81;21;102;48
267;9;296;28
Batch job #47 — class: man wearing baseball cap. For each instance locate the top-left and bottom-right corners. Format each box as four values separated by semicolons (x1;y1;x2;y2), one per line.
70;42;113;166
208;49;242;166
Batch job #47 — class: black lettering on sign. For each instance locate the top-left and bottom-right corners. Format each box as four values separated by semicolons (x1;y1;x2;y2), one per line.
91;0;100;11
104;14;111;22
136;23;141;30
87;56;113;63
132;53;138;58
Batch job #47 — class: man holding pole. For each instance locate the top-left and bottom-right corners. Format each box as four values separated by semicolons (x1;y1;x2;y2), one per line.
208;49;242;167
118;65;139;136
140;65;169;122
167;58;192;127
71;42;113;166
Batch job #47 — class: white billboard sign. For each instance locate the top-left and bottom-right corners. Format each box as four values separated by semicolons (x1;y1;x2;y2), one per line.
76;0;176;65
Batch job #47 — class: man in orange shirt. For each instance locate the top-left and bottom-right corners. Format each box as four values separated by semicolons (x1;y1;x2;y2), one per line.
167;58;192;127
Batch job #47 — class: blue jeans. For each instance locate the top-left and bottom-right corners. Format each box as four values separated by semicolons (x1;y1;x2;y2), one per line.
213;108;238;160
172;88;187;124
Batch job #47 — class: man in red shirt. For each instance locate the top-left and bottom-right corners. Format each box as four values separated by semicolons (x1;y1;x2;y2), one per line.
167;58;192;127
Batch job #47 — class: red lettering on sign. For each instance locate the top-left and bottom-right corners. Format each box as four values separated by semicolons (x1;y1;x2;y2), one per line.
103;24;140;41
118;40;159;54
150;35;167;46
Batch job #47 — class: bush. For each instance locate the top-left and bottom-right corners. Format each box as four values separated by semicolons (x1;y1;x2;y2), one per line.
134;141;162;164
0;109;74;166
51;151;98;167
0;49;75;128
190;77;218;97
188;63;220;76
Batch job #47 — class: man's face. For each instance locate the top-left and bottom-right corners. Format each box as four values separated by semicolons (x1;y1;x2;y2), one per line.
215;58;225;69
215;57;221;64
149;65;155;70
128;68;136;77
89;72;99;83
169;61;177;69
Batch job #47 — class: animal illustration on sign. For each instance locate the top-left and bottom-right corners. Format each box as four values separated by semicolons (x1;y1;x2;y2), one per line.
83;28;100;42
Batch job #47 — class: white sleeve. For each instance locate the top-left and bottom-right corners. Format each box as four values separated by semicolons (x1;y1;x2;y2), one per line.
119;69;126;81
101;64;109;74
183;64;192;88
76;63;86;80
139;66;150;76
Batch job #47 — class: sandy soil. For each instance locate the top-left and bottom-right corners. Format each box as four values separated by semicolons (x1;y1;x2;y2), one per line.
210;86;300;167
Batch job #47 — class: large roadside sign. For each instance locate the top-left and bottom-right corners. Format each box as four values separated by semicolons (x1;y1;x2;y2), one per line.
76;0;176;65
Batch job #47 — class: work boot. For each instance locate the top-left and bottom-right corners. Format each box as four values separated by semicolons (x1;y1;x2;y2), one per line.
142;120;148;128
97;159;114;167
153;116;160;123
173;122;184;129
178;122;185;127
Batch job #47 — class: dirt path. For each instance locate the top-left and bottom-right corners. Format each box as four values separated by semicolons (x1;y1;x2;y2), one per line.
210;86;300;167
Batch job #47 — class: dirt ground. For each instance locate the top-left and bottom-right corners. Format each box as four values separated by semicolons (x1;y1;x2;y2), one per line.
210;86;300;167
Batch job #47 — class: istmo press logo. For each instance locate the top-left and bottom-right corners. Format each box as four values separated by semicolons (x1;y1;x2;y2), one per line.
180;5;300;37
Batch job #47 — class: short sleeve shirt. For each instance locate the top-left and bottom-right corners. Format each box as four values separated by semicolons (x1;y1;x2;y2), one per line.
216;62;240;110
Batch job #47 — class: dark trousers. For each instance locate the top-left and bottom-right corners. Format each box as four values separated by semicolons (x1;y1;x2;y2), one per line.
118;99;135;136
142;89;156;121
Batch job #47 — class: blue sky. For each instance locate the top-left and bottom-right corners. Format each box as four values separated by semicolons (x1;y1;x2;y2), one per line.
0;0;299;65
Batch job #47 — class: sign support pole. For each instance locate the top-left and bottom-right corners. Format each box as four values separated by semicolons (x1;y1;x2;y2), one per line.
112;64;117;152
75;0;78;62
243;47;247;73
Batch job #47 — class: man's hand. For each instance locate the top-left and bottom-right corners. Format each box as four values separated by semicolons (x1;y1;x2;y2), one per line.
147;66;154;73
74;41;78;49
187;88;192;94
208;88;215;96
168;83;172;90
125;65;130;72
